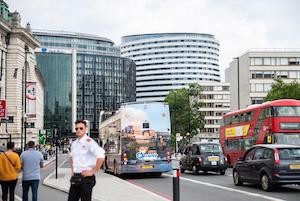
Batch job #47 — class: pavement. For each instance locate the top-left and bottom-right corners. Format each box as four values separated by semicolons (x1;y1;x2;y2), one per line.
43;160;169;201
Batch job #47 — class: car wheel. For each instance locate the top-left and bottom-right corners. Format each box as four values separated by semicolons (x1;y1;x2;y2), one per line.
220;170;226;175
233;170;243;186
261;173;274;191
192;165;199;175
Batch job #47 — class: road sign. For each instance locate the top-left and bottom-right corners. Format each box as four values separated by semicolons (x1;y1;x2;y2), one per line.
0;100;6;118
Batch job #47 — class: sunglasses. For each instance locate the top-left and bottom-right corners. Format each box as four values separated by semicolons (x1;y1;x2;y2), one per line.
75;127;84;131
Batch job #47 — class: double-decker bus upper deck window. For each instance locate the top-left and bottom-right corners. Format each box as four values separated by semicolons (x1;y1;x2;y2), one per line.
274;106;300;117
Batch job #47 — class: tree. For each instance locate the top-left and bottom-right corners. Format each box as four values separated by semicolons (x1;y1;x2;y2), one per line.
264;79;300;101
164;83;205;147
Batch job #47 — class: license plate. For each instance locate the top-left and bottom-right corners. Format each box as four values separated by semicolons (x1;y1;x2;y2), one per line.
141;165;153;169
290;164;300;170
211;161;217;165
208;156;219;161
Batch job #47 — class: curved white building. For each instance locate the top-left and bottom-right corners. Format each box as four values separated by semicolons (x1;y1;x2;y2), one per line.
121;33;220;101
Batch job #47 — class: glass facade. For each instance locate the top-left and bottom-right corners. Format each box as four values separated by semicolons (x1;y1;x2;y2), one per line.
34;30;136;136
76;54;136;131
36;53;72;134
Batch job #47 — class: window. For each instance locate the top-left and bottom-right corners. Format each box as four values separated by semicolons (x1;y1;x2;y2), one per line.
263;58;271;65
263;148;273;159
254;58;263;65
192;144;199;155
254;148;265;160
244;148;256;161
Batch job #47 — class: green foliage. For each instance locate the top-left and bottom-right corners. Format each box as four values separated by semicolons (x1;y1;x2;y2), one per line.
164;83;205;147
264;79;300;101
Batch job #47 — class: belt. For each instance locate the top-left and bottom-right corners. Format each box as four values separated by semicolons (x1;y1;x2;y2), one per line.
74;173;82;176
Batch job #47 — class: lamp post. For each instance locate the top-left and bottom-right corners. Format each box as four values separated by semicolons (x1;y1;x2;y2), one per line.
233;57;240;110
23;45;29;150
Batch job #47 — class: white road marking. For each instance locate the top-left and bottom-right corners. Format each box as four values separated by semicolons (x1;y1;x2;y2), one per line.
15;195;22;201
163;174;286;201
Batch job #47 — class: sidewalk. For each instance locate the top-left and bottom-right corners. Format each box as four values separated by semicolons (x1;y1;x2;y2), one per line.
43;167;169;201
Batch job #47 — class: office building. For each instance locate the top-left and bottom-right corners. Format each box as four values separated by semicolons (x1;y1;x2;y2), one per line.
34;30;136;136
120;33;220;102
226;49;300;111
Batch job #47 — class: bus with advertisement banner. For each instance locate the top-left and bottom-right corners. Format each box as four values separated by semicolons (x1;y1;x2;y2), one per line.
219;99;300;166
99;102;172;176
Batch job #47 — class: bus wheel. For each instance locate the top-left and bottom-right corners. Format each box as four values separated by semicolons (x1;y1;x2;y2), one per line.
227;155;232;167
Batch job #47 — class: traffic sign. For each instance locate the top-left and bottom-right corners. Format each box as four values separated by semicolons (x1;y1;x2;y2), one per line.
0;100;6;118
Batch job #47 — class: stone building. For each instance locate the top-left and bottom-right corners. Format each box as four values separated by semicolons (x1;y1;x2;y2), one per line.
0;5;42;150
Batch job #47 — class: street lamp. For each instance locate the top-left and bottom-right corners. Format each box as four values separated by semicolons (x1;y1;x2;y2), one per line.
23;45;29;151
233;57;240;110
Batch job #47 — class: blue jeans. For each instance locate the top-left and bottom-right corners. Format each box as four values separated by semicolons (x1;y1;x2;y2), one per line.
22;180;39;201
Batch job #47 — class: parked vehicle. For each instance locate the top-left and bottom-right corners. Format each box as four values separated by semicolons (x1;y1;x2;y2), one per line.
180;142;228;175
233;144;300;191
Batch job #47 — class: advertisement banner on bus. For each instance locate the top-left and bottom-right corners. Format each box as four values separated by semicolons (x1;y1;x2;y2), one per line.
225;124;250;138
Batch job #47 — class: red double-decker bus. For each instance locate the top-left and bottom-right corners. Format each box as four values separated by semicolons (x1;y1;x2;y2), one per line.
219;99;300;166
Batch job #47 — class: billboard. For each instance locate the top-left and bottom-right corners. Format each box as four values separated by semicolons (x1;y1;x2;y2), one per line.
0;100;6;118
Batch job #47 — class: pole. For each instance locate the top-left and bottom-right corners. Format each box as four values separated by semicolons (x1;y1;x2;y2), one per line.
237;57;240;110
55;128;58;179
173;168;180;201
23;45;29;151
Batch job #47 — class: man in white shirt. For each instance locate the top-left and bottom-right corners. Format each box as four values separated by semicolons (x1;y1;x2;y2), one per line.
68;120;105;201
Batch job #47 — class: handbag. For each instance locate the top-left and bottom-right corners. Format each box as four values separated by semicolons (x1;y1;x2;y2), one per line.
70;175;84;186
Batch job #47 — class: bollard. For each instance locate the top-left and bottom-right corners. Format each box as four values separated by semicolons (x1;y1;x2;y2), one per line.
173;168;180;201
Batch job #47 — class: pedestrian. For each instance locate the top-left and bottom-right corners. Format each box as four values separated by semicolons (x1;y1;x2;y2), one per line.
68;119;105;201
0;142;21;201
20;141;44;201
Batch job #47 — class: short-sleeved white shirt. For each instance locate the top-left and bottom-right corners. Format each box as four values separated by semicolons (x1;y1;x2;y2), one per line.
70;134;105;173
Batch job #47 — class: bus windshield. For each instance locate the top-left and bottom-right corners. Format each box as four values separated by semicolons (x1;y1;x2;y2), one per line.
273;106;300;117
274;133;300;145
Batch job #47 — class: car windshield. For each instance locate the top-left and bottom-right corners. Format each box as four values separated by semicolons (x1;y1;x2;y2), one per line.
199;144;222;153
274;133;300;145
278;148;300;160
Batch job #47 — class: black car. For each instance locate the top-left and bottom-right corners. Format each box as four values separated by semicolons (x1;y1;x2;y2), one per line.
180;142;227;175
233;144;300;191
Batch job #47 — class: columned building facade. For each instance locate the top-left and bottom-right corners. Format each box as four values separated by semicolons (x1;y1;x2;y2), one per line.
120;33;220;102
0;10;43;149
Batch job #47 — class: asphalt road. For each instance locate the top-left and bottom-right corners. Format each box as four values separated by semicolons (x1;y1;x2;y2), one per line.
123;169;300;201
9;157;300;201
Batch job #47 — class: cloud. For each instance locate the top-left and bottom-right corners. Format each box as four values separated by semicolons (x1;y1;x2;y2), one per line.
6;0;300;80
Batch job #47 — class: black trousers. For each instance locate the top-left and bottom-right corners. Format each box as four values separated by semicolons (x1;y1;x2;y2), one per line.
68;175;96;201
0;179;18;201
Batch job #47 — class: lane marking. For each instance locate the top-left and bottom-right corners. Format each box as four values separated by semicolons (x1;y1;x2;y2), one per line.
15;195;22;201
127;179;172;201
163;174;286;201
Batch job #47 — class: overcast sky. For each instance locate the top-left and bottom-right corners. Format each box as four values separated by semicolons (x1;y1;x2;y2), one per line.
6;0;300;80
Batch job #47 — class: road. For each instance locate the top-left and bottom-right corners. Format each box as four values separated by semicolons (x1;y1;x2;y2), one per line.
123;169;300;201
9;157;300;201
